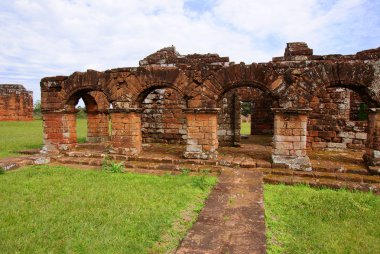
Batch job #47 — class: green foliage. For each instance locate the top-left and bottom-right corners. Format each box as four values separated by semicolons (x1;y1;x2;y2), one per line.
240;121;251;135
359;103;368;121
102;157;124;173
76;106;87;119
241;101;252;117
265;184;380;254
0;165;216;253
33;100;42;119
0;167;5;174
180;168;191;176
192;169;212;190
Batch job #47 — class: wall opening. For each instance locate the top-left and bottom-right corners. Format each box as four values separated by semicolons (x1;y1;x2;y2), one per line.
75;98;87;143
240;101;252;136
218;87;274;147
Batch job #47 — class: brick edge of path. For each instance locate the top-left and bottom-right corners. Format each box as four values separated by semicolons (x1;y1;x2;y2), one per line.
176;169;266;254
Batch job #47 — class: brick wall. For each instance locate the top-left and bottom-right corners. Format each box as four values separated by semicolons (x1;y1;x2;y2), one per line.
0;84;33;121
308;88;367;150
141;88;187;144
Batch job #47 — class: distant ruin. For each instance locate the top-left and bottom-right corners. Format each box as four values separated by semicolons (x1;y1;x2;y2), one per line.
40;42;380;172
0;84;33;121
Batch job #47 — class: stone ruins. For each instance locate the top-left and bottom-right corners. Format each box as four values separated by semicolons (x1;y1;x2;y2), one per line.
40;42;380;172
0;84;33;121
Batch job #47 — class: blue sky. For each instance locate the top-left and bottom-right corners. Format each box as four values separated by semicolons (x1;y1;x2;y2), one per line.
1;0;379;102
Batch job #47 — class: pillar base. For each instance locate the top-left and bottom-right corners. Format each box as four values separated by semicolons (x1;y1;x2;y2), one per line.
363;149;380;174
87;136;109;143
184;151;218;160
272;155;312;171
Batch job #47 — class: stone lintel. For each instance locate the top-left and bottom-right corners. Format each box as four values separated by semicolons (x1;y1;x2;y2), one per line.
108;108;143;114
183;108;220;114
271;108;312;115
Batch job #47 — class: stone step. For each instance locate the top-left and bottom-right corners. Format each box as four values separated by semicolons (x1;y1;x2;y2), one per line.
75;143;110;151
264;174;380;194
312;165;369;175
265;168;380;184
54;155;223;173
54;156;103;167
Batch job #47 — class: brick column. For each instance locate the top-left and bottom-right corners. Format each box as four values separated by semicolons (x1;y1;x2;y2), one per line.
364;108;380;174
272;108;312;171
87;111;109;142
42;110;77;153
183;108;219;160
109;109;142;156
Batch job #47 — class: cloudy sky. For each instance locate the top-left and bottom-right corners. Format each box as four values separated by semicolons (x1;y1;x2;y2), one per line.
1;0;379;102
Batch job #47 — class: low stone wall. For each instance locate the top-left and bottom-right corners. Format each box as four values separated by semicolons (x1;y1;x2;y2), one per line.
0;84;33;121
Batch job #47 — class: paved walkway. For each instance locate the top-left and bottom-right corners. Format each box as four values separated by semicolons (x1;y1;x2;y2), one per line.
176;169;266;254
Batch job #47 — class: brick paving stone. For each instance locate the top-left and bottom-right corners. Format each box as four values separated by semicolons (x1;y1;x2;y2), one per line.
176;169;266;254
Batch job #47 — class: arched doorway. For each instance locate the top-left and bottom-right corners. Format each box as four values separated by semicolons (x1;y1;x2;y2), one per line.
65;90;111;145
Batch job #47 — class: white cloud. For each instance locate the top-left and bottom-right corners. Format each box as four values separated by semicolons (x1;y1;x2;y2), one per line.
0;0;379;102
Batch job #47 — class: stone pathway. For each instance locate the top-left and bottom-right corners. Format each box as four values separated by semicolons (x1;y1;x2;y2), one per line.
176;169;266;254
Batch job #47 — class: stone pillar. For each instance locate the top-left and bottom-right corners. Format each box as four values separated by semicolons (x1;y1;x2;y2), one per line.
364;108;380;174
183;108;219;160
109;109;142;156
42;110;77;153
87;111;109;142
232;93;241;146
272;108;312;171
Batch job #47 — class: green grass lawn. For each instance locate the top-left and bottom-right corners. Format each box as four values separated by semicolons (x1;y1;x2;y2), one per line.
241;122;250;135
0;119;87;158
0;165;216;253
265;184;380;254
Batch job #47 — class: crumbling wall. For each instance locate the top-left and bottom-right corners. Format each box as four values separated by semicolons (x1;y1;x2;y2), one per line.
0;84;33;121
308;88;367;150
141;88;187;144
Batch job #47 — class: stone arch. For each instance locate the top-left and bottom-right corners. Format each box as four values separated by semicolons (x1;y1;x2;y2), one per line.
293;62;380;108
133;84;186;108
64;89;111;143
211;63;281;99
58;70;114;110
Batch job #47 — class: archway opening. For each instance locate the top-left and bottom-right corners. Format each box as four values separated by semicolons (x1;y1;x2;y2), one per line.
66;90;111;146
217;86;277;165
75;98;87;143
